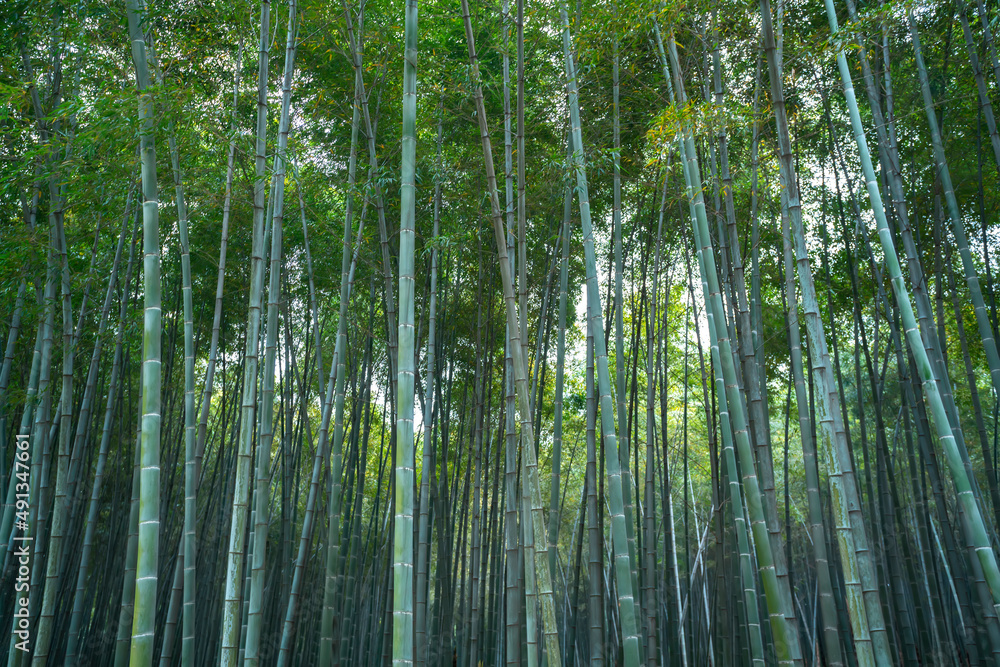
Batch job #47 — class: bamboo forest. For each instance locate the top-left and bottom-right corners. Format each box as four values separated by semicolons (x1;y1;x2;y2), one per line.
10;0;1000;664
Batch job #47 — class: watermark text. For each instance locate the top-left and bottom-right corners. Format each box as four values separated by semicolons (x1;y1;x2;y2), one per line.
12;433;31;652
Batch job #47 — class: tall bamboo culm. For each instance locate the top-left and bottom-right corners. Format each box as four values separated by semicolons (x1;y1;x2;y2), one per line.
393;0;419;662
219;0;269;662
562;8;640;666
125;0;162;663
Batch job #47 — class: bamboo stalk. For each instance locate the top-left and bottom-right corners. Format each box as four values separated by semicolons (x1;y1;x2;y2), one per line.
124;0;162;661
219;0;270;660
392;0;419;660
562;9;640;665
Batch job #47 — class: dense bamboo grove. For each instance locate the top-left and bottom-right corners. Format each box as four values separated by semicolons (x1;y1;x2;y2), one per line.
6;0;1000;664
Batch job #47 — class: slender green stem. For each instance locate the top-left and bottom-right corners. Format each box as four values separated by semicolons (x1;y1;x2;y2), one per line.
563;9;640;665
392;0;418;662
125;0;162;661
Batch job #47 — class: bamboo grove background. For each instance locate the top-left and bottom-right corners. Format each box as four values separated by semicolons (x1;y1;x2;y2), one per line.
3;0;1000;664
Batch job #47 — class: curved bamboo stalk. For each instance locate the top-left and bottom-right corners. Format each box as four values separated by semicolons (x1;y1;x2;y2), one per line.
338;1;398;405
548;137;571;591
0;278;26;483
708;17;803;665
3;276;50;666
888;1;1000;625
643;169;667;667
0;306;43;558
504;242;522;667
516;0;527;370
563;9;639;665
957;0;1000;179
696;222;765;667
584;323;603;667
611;17;642;642
909;10;1000;474
781;198;843;667
501;6;522;658
31;146;75;667
672;97;764;666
